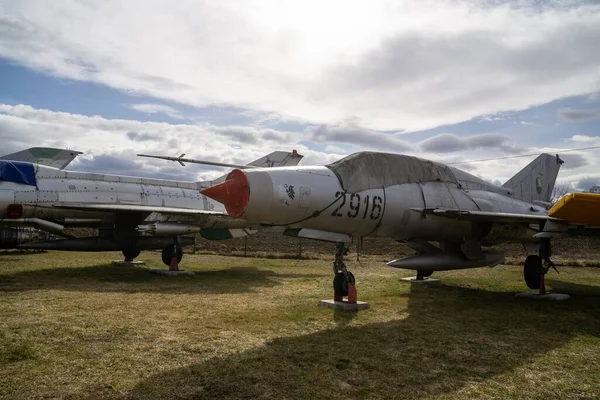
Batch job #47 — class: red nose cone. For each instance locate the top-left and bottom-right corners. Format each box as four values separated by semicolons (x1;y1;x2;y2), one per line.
201;169;249;218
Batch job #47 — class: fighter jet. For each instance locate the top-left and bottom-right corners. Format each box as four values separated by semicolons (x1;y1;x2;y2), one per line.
0;150;303;267
201;151;591;295
0;147;83;249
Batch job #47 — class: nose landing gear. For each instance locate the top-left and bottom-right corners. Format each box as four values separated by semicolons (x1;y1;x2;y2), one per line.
161;239;183;270
318;242;369;311
333;243;356;303
151;237;194;276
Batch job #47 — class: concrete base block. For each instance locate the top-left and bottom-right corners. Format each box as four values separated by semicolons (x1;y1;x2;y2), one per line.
318;300;369;311
149;269;195;276
112;260;145;266
515;292;570;301
400;276;440;283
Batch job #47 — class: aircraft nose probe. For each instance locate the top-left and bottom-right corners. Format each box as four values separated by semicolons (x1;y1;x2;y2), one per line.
201;169;249;218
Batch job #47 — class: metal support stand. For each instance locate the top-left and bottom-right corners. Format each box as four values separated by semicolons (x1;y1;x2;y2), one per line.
112;260;145;266
400;269;439;283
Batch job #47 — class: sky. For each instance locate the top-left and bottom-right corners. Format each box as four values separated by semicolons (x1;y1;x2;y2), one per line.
0;0;599;189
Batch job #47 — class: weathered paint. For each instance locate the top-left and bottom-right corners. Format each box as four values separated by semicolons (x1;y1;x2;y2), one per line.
205;164;550;245
0;163;240;230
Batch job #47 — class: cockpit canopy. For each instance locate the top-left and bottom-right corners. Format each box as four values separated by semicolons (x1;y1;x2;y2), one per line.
326;152;458;192
0;161;37;186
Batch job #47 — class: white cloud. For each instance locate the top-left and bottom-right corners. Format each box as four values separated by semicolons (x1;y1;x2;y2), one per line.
1;103;600;190
0;1;599;131
571;134;600;143
0;104;311;180
129;103;184;120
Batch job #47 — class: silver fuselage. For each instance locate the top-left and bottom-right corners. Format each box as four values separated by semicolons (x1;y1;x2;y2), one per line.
236;166;546;244
0;164;245;229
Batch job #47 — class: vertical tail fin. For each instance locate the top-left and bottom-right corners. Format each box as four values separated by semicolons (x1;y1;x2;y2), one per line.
0;147;82;169
246;150;303;168
502;154;563;204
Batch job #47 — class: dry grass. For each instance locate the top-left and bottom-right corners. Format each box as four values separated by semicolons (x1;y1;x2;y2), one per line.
0;251;599;399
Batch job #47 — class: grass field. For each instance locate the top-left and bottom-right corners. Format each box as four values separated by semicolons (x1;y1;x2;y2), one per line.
1;251;599;399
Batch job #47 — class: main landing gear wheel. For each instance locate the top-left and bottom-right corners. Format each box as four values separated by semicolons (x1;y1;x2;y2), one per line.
122;248;141;261
524;255;542;290
161;244;183;266
333;271;355;297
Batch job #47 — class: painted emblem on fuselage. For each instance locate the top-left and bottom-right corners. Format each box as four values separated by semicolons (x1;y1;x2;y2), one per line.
285;184;295;200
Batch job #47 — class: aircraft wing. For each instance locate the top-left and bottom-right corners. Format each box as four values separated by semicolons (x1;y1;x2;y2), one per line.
53;203;226;216
549;192;600;225
411;208;560;224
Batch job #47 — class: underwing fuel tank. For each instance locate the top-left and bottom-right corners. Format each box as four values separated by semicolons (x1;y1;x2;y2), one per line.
18;236;194;251
387;251;505;271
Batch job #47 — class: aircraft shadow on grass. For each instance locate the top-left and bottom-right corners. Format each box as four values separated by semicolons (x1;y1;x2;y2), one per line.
105;283;599;400
0;264;324;295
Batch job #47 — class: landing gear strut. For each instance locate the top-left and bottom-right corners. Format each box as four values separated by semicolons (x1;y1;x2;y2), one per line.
332;242;357;303
523;238;558;294
161;237;183;270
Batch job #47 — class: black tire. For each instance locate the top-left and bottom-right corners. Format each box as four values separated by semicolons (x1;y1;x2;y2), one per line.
333;271;355;297
524;255;542;290
161;244;183;266
122;248;141;260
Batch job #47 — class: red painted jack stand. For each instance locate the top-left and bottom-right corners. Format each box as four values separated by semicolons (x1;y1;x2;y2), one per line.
333;280;357;303
323;283;368;311
538;273;546;295
347;283;357;304
169;255;180;271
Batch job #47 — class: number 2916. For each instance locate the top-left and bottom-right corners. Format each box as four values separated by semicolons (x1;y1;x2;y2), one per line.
331;192;383;220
